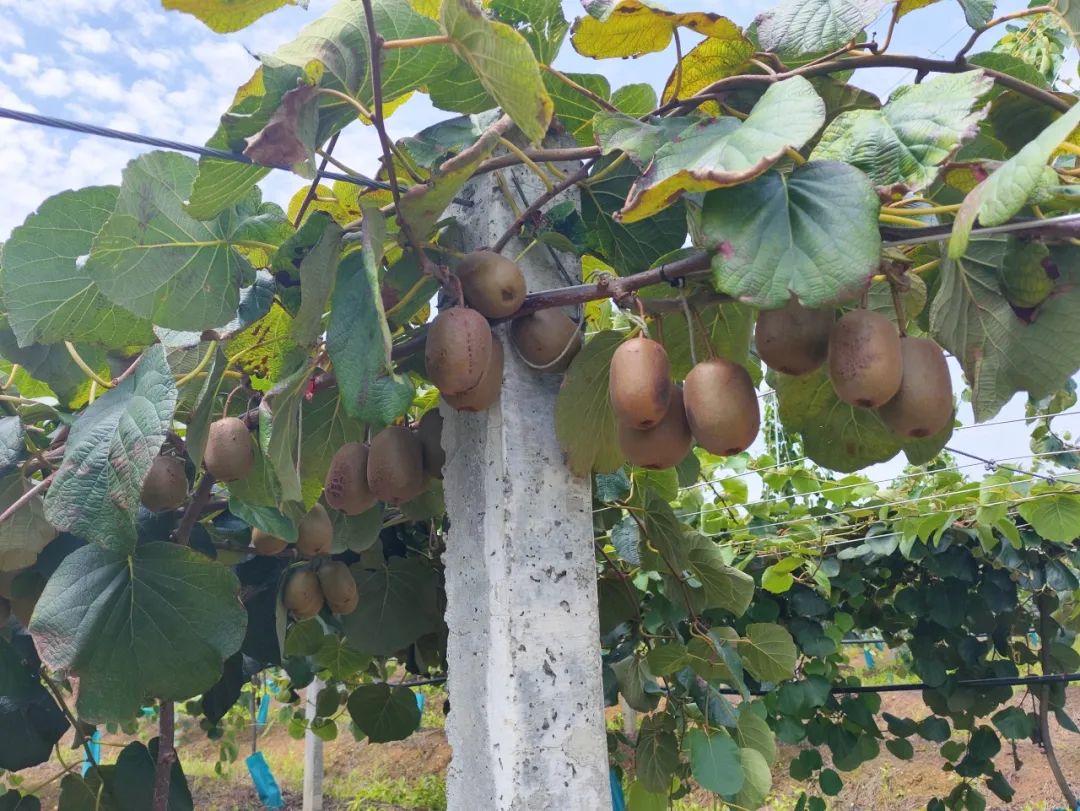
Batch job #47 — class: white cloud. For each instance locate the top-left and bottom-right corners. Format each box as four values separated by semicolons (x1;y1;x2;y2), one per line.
69;70;126;103
62;25;114;55
26;68;72;98
0;19;23;48
0;53;40;81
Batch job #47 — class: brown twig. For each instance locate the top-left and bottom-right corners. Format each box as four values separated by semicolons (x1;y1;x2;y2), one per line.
491;161;595;254
110;354;143;388
294;132;340;227
955;5;1055;60
0;472;54;527
151;701;176;811
172;473;216;546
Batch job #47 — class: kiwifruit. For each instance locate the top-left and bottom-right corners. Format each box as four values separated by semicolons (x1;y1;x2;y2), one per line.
0;597;9;625
317;560;359;615
251;528;288;556
425;307;493;396
367;425;426;505
416;410;445;480
617;386;694;469
324;442;377;515
828;309;903;408
140;456;187;512
203;417;254;482
510;308;581;372
443;338;504;412
879;337;954;438
457;250;526;319
609;336;672;430
283;569;324;620
296;504;333;558
682;358;760;456
755;299;834;376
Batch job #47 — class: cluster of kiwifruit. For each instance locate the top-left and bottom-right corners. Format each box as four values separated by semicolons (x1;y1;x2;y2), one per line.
756;299;953;439
610;336;761;470
424;251;582;413
283;559;359;619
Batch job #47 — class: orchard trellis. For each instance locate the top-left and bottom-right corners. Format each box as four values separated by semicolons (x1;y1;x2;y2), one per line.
1;0;1080;809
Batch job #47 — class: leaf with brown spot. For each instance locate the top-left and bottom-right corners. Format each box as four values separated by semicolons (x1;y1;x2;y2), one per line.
244;83;319;172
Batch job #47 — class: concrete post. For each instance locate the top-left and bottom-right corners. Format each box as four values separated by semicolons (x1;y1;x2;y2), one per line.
303;676;324;811
440;154;610;810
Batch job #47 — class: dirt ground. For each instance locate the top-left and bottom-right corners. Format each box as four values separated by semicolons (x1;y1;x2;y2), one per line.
15;689;1079;810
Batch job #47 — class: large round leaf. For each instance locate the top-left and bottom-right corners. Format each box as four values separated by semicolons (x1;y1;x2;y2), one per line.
698;161;881;308
29;542;246;723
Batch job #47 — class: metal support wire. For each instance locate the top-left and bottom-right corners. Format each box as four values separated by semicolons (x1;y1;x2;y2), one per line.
0;105;407;195
946;445;1061;483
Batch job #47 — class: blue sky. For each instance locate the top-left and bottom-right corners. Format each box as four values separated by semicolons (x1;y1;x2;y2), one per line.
0;0;1075;482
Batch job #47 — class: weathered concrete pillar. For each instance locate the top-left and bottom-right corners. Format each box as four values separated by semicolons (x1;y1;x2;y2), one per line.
303;676;324;811
441;153;610;810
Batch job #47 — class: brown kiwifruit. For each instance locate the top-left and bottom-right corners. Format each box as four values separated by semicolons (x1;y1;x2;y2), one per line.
879;336;954;438
203;417;254;482
618;386;694;469
296;504;333;558
457;250;526;319
141;456;187;512
416;410;445;480
755;299;834;376
283;569;324;620
367;425;426;505
324;442;377;515
609;336;672;430
828;309;903;408
425;307;493;396
251;528;288;556
510;308;581;372
682;358;760;456
317;560;359;615
443;338;504;412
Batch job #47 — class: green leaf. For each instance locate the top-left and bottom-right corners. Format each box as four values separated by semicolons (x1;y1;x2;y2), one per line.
489;0;567;63
29;542;245;723
992;706;1035;740
660;30;754;107
755;0;891;56
684;727;743;795
733;747;772;809
625;781;668;811
635;713;680;793
818;767;843;796
762;564;795;594
736;707;777;765
1017;489;1080;542
657;298;756;381
611;83;658;117
342;557;441;655
230;498;297;542
161;0;301;33
112;740;193;811
0;791;40;811
581;157;688;275
289;214;343;348
85;152;253;331
347;684;421;743
886;737;915;759
686;536;754;616
1;187;153;350
0;638;68;771
611;654;660;713
225;302;299;392
258;359;313;510
811;71;993;190
572;0;745;59
0;474;56;571
398;119;505;239
326;213;414;425
646;641;689;675
593;113;692;166
619;78;824;223
440;0;552;143
930;240;1080;421
44;345;177;553
950;102;1080;257
554;331;624;475
772;364;952;472
918;715;951;742
188;0;452;219
738;623;797;683
545;72;611;145
699;161;881;309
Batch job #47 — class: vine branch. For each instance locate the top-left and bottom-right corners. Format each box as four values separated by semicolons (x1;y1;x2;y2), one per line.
1036;592;1078;809
955;5;1056;59
151;701;176;811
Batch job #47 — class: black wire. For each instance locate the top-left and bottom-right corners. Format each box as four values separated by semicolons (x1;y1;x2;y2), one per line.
712;671;1080;697
0;105;397;192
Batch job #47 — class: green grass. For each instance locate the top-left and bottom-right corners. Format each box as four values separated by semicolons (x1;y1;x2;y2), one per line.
343;775;447;810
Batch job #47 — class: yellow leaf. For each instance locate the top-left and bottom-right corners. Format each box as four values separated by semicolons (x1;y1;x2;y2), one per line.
661;32;753;106
162;0;302;33
896;0;940;17
572;0;745;59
